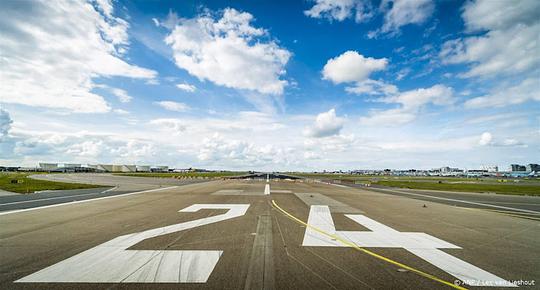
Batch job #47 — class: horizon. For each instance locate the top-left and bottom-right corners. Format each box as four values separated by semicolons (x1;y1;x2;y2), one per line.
1;0;539;171
2;161;537;173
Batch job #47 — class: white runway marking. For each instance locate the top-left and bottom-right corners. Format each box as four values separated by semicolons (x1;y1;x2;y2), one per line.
376;187;539;214
17;204;250;284
0;186;177;216
101;186;118;193
0;187;118;206
302;205;516;287
212;189;245;195
264;184;270;195
270;190;292;193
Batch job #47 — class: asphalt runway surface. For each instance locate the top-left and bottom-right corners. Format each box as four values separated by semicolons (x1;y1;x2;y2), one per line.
0;174;205;213
1;175;538;289
344;184;540;218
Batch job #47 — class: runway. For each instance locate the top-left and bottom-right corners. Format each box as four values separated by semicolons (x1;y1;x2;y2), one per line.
346;184;540;218
0;175;538;289
0;174;205;214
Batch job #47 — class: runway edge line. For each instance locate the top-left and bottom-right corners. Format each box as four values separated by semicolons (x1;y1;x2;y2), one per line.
0;186;178;216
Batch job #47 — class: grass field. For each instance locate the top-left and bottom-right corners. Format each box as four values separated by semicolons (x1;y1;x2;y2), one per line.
0;173;103;194
293;172;540;183
374;180;540;196
113;171;247;178
292;173;540;196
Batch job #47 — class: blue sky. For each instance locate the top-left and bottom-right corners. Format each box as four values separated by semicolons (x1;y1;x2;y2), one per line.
0;0;539;171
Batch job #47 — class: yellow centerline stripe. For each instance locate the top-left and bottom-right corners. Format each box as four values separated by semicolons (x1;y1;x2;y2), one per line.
271;199;467;290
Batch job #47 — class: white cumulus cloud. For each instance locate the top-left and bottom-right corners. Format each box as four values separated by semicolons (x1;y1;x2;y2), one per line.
0;109;13;141
440;0;540;79
360;84;454;125
196;133;296;167
345;79;398;96
465;78;540;109
380;0;435;34
149;118;187;135
304;0;373;22
0;0;157;113
111;88;133;103
478;132;525;147
176;83;196;92
113;109;129;115
478;132;493;146
304;109;345;138
323;51;388;83
323;51;397;96
164;8;291;96
461;0;539;32
154;101;190;112
67;140;105;157
306;0;434;38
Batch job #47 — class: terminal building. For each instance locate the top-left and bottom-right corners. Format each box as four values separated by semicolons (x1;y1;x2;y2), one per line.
38;163;98;173
510;164;527;172
136;165;151;172
151;166;169;172
526;164;540;173
37;163;169;173
480;165;498;172
39;163;59;171
510;164;539;173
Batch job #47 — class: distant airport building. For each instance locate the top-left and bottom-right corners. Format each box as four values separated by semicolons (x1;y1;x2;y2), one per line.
38;163;99;173
96;164;114;172
466;169;489;177
110;165;137;172
480;165;498;172
39;163;59;171
19;167;39;171
151;166;169;172
64;163;81;168
86;164;165;172
510;164;527;172
440;166;461;173
126;165;137;172
59;163;82;172
13;163;179;173
86;164;98;170
136;165;151;172
431;166;463;176
526;164;539;173
121;165;137;172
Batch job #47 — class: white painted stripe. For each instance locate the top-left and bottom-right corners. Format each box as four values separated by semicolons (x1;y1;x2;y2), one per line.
302;205;515;287
270;190;292;193
375;187;540;214
408;248;517;287
0;186;177;216
101;186;118;193
313;180;348;188
0;187;118;207
264;184;270;195
302;205;341;247
16;204;249;283
124;250;223;283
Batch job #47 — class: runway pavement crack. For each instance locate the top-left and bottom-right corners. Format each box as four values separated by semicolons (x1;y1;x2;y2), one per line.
107;210;217;289
273;213;340;290
304;247;376;289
